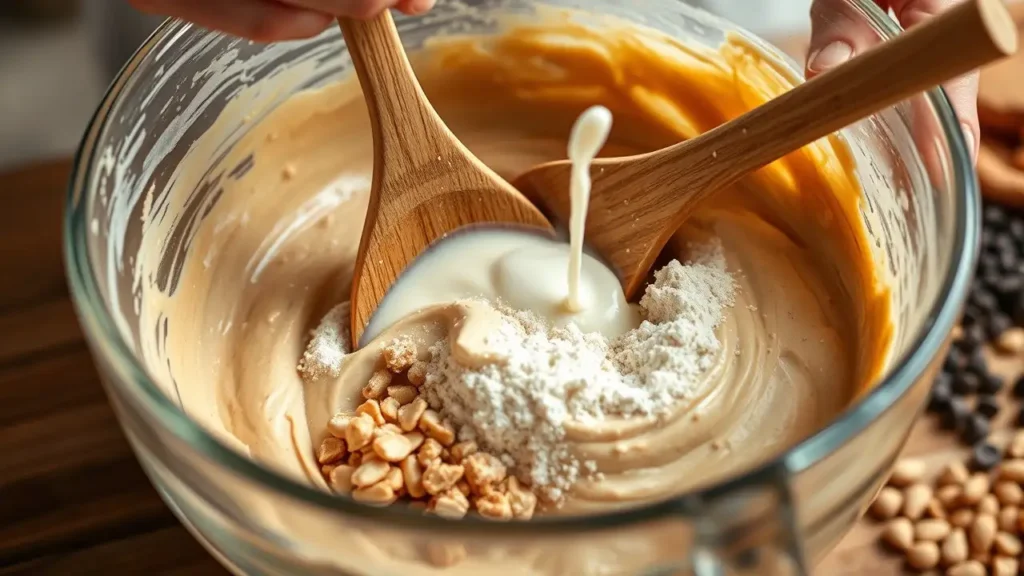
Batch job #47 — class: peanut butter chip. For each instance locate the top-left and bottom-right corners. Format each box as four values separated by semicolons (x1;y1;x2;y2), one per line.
882;517;914;551
890;458;927;487
962;473;991;505
1009;431;1024;459
999;506;1019;533
970;514;997;553
915;518;951;542
999;459;1024;483
947;560;986;576
993;556;1020;576
902;483;932;520
939;461;971;487
942;528;969;566
906;541;940;570
995;531;1022;556
995;481;1023;506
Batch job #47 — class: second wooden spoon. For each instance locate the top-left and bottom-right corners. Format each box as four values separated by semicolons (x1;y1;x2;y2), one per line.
515;0;1017;298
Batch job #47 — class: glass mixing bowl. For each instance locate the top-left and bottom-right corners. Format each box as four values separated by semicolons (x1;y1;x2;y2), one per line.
64;0;976;574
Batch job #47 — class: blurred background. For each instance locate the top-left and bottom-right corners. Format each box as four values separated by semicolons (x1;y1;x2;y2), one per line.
0;0;812;172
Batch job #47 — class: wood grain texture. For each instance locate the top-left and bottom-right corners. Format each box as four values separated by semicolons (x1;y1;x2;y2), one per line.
0;160;228;575
338;11;551;346
515;0;1017;299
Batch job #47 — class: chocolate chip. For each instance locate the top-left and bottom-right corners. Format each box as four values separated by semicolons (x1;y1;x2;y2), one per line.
941;397;970;430
988;314;1014;339
1017;405;1024;427
959;325;987;352
928;376;953;413
953;372;979;395
962;413;991;444
973;288;1000;313
944;348;967;373
968;350;989;377
972;441;1002;471
979;373;1004;395
1014;374;1024;398
995;275;1024;307
1011;219;1024;241
985;205;1008;228
1013;291;1024;325
976;394;1001;419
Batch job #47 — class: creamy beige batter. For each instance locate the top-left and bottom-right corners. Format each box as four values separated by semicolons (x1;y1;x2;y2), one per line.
135;8;893;574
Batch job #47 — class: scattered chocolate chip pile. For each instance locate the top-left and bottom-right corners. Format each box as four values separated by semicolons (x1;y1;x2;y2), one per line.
929;204;1024;449
872;434;1024;575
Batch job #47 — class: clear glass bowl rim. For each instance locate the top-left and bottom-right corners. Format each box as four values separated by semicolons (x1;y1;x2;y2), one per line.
63;0;978;535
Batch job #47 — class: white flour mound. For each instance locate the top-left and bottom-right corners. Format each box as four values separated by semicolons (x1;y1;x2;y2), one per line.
419;242;735;503
298;301;350;381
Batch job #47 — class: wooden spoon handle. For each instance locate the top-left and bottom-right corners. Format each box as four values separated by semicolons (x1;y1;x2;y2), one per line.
338;12;443;165
659;0;1016;197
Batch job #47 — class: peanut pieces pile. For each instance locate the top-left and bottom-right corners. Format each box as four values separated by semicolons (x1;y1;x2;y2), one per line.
315;336;539;524
872;432;1024;575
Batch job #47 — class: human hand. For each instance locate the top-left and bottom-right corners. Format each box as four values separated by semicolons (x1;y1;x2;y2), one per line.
807;0;979;160
129;0;436;43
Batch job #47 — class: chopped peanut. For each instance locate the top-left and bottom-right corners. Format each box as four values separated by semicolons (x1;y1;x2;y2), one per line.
475;492;514;521
357;399;386;426
464;452;507;492
328;465;356;493
346;413;376;451
352;481;397;506
387;385;419;405
418;438;443;466
401;456;426;499
419;409;456;446
317;437;346;465
352;458;391;488
374;433;415;463
407;361;428;386
383;336;417;372
398;398;428;432
423;462;465;495
380;397;400;423
450;441;478;463
363;369;391;400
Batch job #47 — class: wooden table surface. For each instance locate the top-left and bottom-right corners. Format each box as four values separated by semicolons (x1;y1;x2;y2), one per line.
0;158;1007;575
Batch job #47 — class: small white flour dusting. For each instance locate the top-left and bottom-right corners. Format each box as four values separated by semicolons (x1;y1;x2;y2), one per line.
419;243;734;502
298;302;351;381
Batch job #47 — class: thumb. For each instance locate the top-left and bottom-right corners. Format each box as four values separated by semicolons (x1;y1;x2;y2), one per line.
806;0;882;75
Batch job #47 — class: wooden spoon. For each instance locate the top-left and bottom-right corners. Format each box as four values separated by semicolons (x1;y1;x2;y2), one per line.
338;12;551;346
514;0;1017;299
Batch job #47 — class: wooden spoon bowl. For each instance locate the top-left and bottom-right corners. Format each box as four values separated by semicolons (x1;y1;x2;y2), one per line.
339;12;551;346
514;0;1017;298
